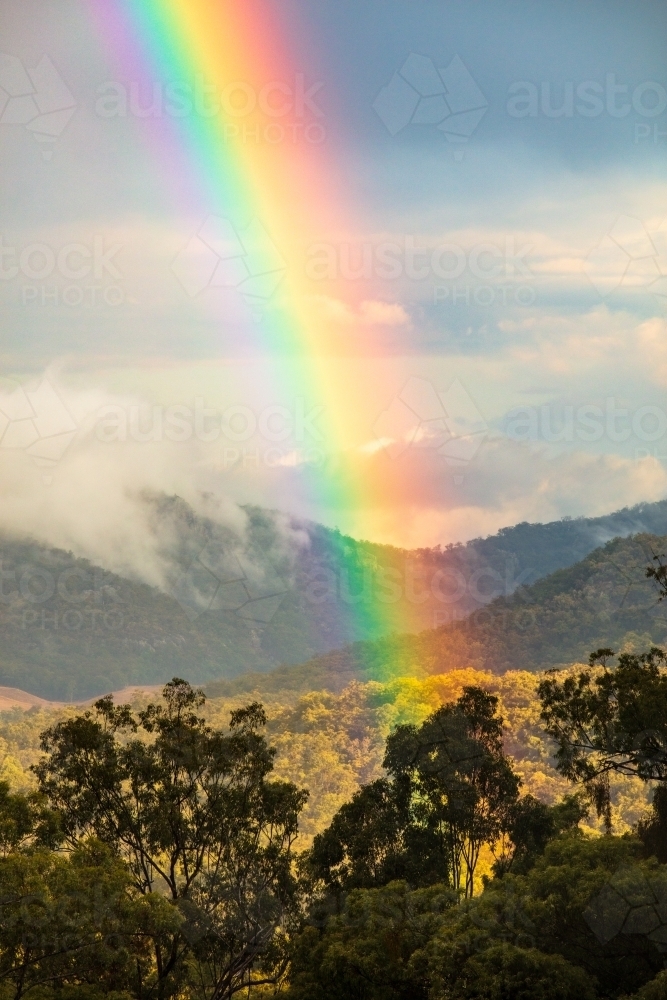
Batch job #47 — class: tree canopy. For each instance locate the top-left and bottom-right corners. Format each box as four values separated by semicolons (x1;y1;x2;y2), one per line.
310;688;523;902
539;648;667;826
32;678;308;1000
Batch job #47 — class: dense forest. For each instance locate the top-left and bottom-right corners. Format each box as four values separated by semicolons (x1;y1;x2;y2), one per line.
2;643;667;998
207;532;667;698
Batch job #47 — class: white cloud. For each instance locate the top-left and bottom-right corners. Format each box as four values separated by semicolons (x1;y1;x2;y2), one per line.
0;378;256;588
335;438;667;548
311;294;410;327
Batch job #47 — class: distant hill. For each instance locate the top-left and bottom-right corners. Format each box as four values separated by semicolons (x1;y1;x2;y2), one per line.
206;532;667;699
300;497;667;640
1;495;666;700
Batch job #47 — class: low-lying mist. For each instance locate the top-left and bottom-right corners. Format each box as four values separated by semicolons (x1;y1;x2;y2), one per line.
0;376;309;601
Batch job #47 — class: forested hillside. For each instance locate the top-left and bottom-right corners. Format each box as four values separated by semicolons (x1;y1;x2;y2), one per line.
1;554;665;996
1;497;665;700
208;532;667;697
0;668;650;850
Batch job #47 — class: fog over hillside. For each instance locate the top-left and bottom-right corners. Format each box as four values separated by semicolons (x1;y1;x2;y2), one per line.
1;490;665;700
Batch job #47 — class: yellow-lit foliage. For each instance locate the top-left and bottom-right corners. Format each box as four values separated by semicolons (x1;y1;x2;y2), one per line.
0;669;651;849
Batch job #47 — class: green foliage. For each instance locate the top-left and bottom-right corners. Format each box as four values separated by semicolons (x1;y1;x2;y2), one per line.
210;533;667;703
539;647;667;825
437;943;596;1000
33;679;308;999
2;501;667;700
646;552;667;602
492;792;589;877
0;527;291;701
0;839;162;999
622;970;667;1000
0;780;60;855
636;786;667;863
1;647;666;997
0;665;651;846
286;881;455;1000
309;777;450;895
425;835;665;999
384;688;520;897
309;688;522;901
291;835;666;999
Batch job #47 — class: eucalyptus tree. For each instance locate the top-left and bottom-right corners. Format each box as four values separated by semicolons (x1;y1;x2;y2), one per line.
34;678;307;1000
311;687;520;901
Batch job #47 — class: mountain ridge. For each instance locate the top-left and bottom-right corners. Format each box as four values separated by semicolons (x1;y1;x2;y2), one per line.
0;496;665;700
205;531;667;699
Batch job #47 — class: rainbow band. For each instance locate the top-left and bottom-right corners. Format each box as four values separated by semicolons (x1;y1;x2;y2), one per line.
90;0;398;647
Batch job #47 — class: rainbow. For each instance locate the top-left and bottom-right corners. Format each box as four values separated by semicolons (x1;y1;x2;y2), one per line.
89;0;405;646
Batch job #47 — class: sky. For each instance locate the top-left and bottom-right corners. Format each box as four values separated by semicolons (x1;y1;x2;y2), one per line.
0;0;666;560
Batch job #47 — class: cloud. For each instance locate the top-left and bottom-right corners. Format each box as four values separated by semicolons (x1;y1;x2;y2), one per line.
334;437;667;548
311;295;410;327
0;376;303;592
2;303;667;569
498;307;667;394
359;299;409;325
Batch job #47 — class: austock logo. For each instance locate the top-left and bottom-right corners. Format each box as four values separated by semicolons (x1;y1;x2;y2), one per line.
170;540;289;626
0;557;123;633
94;72;326;146
0;378;77;483
373;376;488;483
584;867;667;952
0;53;76;159
0;234;125;308
584;214;667;304
374;53;488;157
171;214;286;316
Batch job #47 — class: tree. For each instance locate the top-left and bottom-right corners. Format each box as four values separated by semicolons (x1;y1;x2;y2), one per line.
426;836;665;999
308;776;450;900
285;880;454;1000
636;785;667;864
0;839;158;999
384;688;520;897
33;679;308;1000
538;647;667;827
293;835;664;1000
0;781;60;857
492;793;589;877
311;688;521;902
646;552;667;600
622;969;667;999
442;943;597;1000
